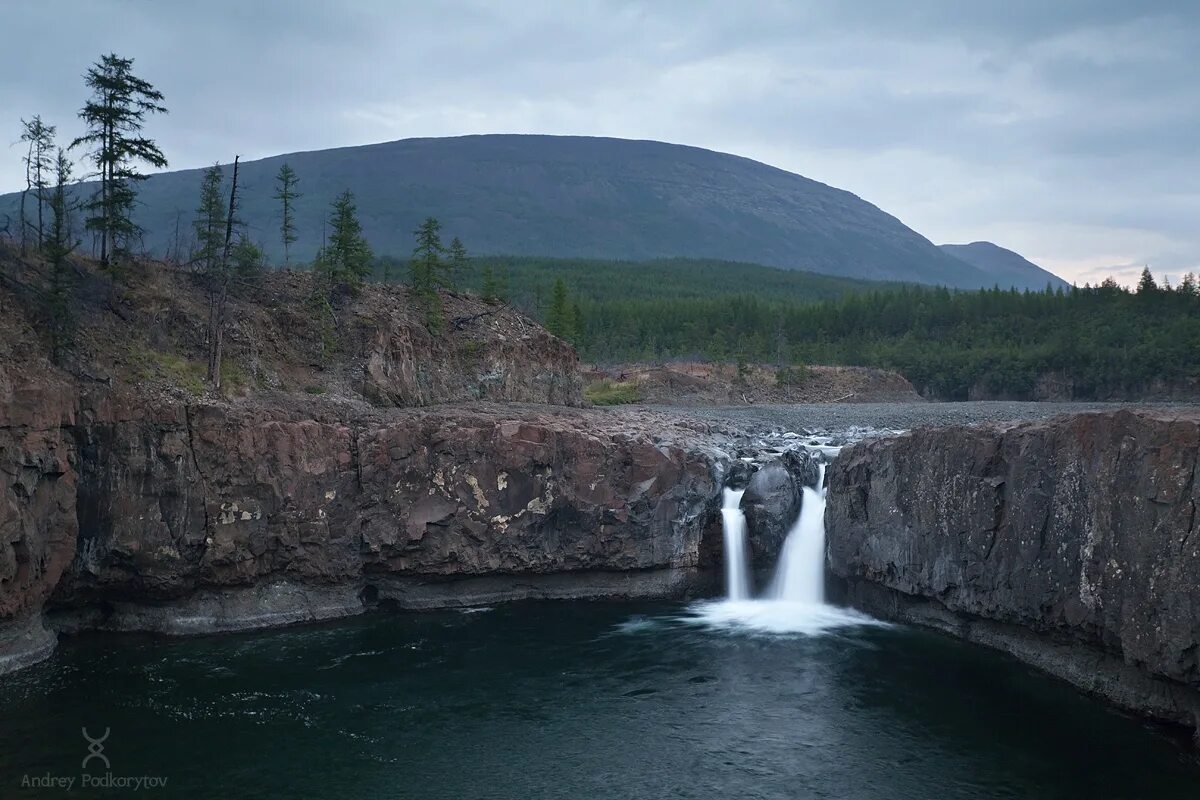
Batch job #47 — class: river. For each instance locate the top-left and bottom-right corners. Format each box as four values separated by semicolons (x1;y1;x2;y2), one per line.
1;600;1197;799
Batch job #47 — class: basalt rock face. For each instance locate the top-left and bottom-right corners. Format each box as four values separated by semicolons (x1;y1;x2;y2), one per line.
0;365;78;671
58;402;727;604
740;448;821;567
0;389;730;671
827;410;1200;738
0;254;656;674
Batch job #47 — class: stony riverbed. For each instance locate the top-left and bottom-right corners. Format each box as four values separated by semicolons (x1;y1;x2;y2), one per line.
657;400;1200;434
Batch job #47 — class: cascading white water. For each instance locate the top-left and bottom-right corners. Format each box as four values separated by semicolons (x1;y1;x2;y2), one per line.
690;459;880;634
766;463;826;603
721;488;751;600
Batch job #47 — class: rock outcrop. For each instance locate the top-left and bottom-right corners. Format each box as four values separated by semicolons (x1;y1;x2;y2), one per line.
0;252;729;673
0;366;77;672
740;448;821;567
1;381;731;671
826;410;1200;740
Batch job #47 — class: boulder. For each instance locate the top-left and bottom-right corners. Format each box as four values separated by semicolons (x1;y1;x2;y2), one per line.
740;447;821;566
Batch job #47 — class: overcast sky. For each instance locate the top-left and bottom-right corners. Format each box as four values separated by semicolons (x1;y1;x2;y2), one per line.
3;0;1197;285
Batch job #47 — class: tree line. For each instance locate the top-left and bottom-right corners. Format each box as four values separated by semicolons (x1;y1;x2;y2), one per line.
10;52;493;382
12;54;1198;401
568;269;1200;399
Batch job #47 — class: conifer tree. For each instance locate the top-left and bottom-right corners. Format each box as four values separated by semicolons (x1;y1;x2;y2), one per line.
273;162;300;266
410;217;444;291
314;190;372;292
191;164;224;273
546;277;570;339
446;235;469;290
206;156;241;388
1137;267;1157;294
70;53;167;270
410;216;445;330
481;263;498;304
495;265;510;304
44;149;77;363
20;116;56;253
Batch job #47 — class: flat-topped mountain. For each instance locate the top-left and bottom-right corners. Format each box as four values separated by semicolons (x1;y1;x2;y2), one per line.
0;134;1048;288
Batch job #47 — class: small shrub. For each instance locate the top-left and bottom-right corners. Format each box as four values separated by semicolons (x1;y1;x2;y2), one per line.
585;379;642;406
151;351;206;396
776;365;811;387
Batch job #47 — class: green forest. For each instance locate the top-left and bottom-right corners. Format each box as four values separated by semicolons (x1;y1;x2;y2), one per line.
568;273;1200;399
10;52;1197;402
371;252;1200;401
394;255;1198;400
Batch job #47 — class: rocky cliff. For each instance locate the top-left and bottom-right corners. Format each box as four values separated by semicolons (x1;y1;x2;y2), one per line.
0;251;734;673
1;383;732;674
826;410;1200;740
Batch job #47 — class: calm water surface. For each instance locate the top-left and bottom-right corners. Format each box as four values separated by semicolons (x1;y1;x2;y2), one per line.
1;601;1197;799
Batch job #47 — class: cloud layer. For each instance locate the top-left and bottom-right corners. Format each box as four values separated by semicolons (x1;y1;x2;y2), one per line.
3;0;1197;284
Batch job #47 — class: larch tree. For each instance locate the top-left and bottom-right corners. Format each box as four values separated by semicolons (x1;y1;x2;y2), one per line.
206;157;241;388
191;164;224;274
314;190;372;292
19;116;56;254
410;216;443;291
481;263;498;304
44;148;78;363
546;277;570;339
446;235;469;290
70;53;167;271
410;216;445;330
273;162;300;266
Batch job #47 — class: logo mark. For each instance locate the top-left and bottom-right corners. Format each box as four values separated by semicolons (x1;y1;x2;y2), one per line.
82;727;110;769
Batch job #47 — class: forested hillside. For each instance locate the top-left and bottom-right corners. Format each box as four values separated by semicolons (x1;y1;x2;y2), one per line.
442;256;898;306
2;134;1017;288
557;270;1200;400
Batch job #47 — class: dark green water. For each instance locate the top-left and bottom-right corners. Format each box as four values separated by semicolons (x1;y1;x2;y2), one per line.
1;601;1197;799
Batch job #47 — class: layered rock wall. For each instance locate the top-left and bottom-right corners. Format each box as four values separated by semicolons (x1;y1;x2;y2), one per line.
827;410;1200;738
0;381;729;671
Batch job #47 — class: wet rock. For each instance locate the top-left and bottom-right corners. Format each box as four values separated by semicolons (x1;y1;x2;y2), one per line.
36;402;730;648
740;447;820;566
826;409;1200;741
724;459;757;490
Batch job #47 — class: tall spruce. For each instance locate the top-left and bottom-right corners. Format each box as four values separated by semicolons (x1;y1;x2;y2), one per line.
70;53;167;271
410;216;445;329
410;217;444;291
273;162;300;266
314;190;372;292
191;164;224;273
19;116;56;253
44;149;77;363
206;157;240;388
1137;266;1158;294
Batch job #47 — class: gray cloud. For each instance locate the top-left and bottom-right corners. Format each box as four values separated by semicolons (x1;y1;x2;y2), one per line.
2;0;1197;284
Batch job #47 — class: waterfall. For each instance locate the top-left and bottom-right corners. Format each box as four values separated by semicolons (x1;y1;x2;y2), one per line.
687;460;878;634
721;488;751;600
766;463;826;603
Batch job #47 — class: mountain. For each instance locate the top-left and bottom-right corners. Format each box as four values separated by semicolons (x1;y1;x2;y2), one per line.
939;242;1070;291
1;135;1006;288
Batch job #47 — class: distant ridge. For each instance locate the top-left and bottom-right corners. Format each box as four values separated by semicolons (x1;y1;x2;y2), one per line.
939;241;1069;291
1;134;1059;289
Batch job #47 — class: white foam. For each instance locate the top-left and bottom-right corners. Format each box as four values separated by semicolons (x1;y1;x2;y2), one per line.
682;599;885;636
